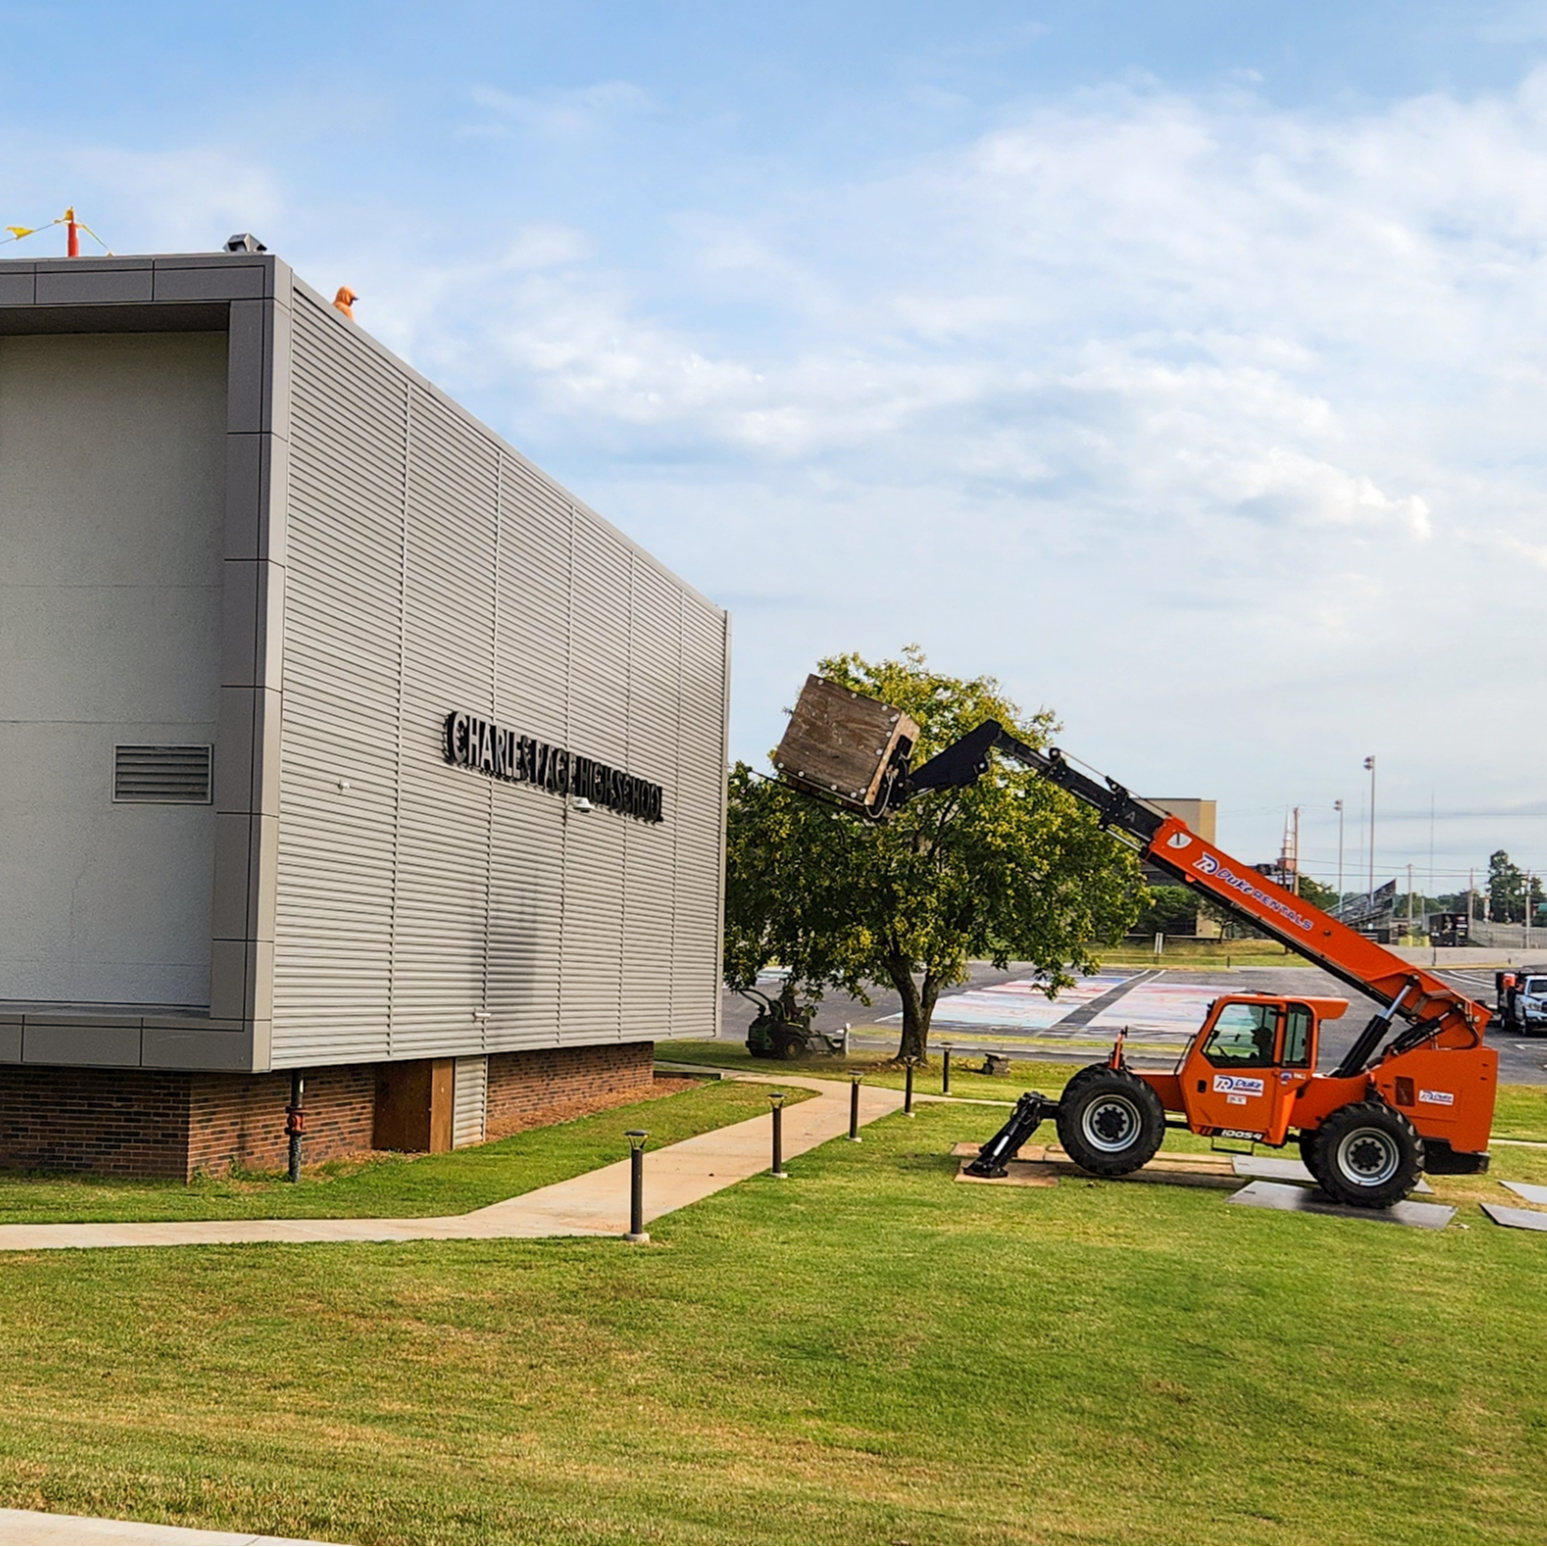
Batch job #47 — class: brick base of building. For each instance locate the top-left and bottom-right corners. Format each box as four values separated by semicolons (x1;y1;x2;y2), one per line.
0;1042;655;1180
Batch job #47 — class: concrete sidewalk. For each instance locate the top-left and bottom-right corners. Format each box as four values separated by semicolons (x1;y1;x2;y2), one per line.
0;1074;904;1253
0;1508;328;1544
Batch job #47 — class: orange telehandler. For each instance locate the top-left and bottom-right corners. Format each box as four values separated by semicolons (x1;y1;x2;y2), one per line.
774;680;1496;1208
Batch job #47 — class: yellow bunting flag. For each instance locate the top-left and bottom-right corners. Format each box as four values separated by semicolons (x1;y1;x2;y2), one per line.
4;226;35;239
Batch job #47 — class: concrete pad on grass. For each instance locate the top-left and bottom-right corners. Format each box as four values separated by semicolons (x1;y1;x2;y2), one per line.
1234;1154;1434;1193
1498;1179;1547;1206
1481;1201;1547;1232
1226;1179;1454;1230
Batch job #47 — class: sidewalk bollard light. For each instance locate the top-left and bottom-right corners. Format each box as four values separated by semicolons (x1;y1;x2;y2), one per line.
848;1072;862;1142
285;1071;306;1184
769;1092;788;1178
624;1130;650;1243
941;1042;953;1097
903;1057;917;1117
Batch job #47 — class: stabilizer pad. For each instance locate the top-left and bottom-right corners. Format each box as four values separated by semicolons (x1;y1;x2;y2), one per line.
1226;1179;1454;1230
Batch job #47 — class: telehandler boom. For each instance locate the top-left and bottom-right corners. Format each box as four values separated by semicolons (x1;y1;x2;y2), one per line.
773;678;1496;1207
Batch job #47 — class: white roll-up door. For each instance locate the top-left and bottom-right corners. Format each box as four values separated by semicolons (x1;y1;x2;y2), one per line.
452;1055;488;1148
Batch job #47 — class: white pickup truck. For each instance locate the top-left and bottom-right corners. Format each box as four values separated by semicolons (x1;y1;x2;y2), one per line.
1496;967;1547;1036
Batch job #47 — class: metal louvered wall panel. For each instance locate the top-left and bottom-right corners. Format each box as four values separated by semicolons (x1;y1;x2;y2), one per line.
271;281;727;1070
390;389;497;1057
273;299;404;1063
672;596;730;1038
487;457;569;1051
452;1055;488;1147
621;559;684;1041
558;513;632;1042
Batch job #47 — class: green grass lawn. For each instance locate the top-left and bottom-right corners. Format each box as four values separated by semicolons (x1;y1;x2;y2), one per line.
0;1079;809;1226
4;1076;1547;1542
1104;939;1311;967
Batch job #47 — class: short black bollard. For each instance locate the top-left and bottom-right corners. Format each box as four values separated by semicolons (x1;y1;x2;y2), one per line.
285;1071;306;1183
770;1091;788;1178
848;1072;862;1142
624;1130;649;1242
941;1043;953;1097
903;1058;916;1117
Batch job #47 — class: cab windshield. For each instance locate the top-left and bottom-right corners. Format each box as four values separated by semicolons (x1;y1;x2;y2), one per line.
1202;1002;1278;1066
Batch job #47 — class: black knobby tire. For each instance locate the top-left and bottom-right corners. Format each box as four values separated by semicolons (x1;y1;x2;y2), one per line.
773;1026;807;1061
1297;1129;1327;1188
1314;1101;1424;1209
1055;1066;1166;1176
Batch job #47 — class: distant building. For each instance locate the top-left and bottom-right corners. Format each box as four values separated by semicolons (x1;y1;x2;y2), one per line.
1141;798;1220;937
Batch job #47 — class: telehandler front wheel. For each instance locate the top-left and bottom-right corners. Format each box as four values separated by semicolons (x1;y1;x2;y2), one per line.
1297;1128;1327;1187
1055;1067;1165;1176
1314;1101;1423;1209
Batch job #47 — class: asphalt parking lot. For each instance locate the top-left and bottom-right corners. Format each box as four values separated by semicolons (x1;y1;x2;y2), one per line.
720;962;1547;1084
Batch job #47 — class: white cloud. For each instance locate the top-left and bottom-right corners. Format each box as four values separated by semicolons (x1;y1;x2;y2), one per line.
11;63;1547;869
367;69;1547;866
461;81;656;140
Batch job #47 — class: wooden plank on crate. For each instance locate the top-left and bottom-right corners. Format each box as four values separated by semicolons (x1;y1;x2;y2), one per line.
773;675;919;810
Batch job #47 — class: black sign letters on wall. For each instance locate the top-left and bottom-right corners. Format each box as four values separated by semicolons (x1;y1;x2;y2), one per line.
444;711;665;824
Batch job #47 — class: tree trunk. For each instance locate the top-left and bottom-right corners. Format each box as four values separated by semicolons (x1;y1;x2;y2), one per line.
887;956;943;1063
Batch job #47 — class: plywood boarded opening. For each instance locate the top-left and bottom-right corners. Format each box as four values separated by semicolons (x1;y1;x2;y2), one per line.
373;1058;454;1153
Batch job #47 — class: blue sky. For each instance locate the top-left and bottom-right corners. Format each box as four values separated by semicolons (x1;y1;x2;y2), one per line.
6;2;1547;895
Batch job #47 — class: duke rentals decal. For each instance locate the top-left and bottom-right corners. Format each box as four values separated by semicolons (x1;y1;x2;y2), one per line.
1192;852;1315;933
1419;1089;1455;1106
1213;1074;1265;1096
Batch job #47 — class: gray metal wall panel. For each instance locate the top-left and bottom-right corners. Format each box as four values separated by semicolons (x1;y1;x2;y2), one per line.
273;286;727;1068
673;597;730;1037
272;302;402;1062
391;387;498;1058
486;459;567;1051
452;1054;487;1147
621;558;682;1039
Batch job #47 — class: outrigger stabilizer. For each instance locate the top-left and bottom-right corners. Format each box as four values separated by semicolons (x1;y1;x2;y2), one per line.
966;1091;1058;1177
965;1035;1133;1177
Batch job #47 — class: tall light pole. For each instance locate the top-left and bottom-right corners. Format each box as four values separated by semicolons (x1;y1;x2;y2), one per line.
1335;799;1345;909
1363;756;1376;896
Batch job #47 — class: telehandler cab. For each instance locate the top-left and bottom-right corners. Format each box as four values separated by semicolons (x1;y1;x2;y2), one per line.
772;676;1497;1208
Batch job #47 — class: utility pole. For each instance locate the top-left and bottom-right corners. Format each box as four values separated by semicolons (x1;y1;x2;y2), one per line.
1407;862;1415;937
1364;755;1376;896
1292;806;1301;895
1335;799;1345;911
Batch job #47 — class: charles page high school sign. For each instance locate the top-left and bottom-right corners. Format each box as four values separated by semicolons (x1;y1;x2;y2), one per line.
444;711;665;824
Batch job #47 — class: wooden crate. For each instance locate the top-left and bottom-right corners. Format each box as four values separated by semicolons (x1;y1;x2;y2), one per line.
773;675;919;813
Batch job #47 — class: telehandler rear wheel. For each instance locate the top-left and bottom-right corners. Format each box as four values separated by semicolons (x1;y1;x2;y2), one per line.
1314;1101;1423;1209
1056;1067;1165;1176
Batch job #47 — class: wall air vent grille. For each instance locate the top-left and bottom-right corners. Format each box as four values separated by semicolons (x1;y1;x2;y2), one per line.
113;745;214;805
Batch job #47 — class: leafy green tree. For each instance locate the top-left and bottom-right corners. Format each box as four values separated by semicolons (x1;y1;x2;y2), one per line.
1297;874;1339;914
724;647;1143;1061
1134;886;1200;937
1490;850;1526;923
